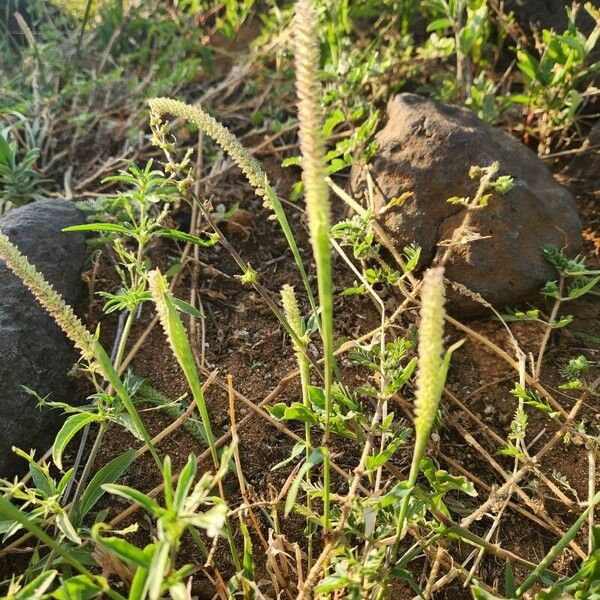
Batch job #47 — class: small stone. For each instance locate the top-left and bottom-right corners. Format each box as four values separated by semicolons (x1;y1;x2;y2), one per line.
0;200;86;478
351;93;582;317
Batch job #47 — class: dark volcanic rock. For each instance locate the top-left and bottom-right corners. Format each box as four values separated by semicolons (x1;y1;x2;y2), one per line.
350;93;582;316
0;200;86;478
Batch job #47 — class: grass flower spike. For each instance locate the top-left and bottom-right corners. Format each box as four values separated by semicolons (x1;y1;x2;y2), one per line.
413;266;446;441
149;98;272;207
394;266;448;540
0;231;96;362
294;0;330;240
148;269;218;462
148;98;318;318
280;284;306;356
293;0;335;532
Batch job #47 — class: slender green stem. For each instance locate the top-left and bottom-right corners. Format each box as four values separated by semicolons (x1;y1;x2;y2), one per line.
113;309;136;371
516;491;600;596
281;284;314;564
73;0;94;73
69;422;108;517
294;0;334;534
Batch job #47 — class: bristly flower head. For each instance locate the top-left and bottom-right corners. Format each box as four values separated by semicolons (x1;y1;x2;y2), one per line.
293;0;330;244
148;98;276;212
0;231;96;363
414;266;445;437
281;284;306;353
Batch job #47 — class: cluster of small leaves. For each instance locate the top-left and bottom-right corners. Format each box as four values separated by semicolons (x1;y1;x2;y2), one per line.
0;116;48;209
499;404;529;460
512;384;560;420
94;450;231;600
502;246;598;368
72;160;217;317
501;307;574;330
541;246;600;302
560;355;591;390
332;211;421;295
447;161;514;207
271;383;366;439
350;337;418;398
420;0;513;121
513;2;600;152
331;210;379;260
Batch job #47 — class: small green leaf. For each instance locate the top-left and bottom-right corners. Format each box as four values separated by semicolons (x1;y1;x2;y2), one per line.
102;484;163;517
171;297;204;320
517;49;539;81
549;315;573;328
51;575;104;600
128;545;156;600
284;449;323;517
426;16;452;31
187;503;228;537
173;454;197;512
366;429;411;470
63;223;131;235
29;463;55;498
0;133;13;166
421;458;477;498
147;540;170;600
75;449;137;525
55;511;82;545
323;108;345;138
271;441;306;471
92;524;152;568
281;155;301;168
240;515;254;582
505;561;516;598
53;413;100;470
269;402;318;425
470;582;505;600
567;276;600;300
157;228;219;247
14;570;58;599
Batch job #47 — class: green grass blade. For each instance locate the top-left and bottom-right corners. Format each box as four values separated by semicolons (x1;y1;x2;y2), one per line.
516;490;600;596
148;270;216;461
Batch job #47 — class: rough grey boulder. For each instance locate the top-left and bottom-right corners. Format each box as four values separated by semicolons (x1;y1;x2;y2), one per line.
350;93;582;316
0;200;86;478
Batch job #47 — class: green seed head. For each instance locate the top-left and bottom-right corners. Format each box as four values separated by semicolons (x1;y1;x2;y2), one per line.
414;267;446;437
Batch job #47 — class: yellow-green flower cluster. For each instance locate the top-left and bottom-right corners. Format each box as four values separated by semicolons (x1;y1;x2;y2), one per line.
280;284;306;356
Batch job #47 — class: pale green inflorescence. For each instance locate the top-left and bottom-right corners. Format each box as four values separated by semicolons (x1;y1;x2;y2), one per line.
414;266;446;438
293;0;330;244
148;98;276;211
147;269;180;365
280;284;305;354
0;231;96;363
